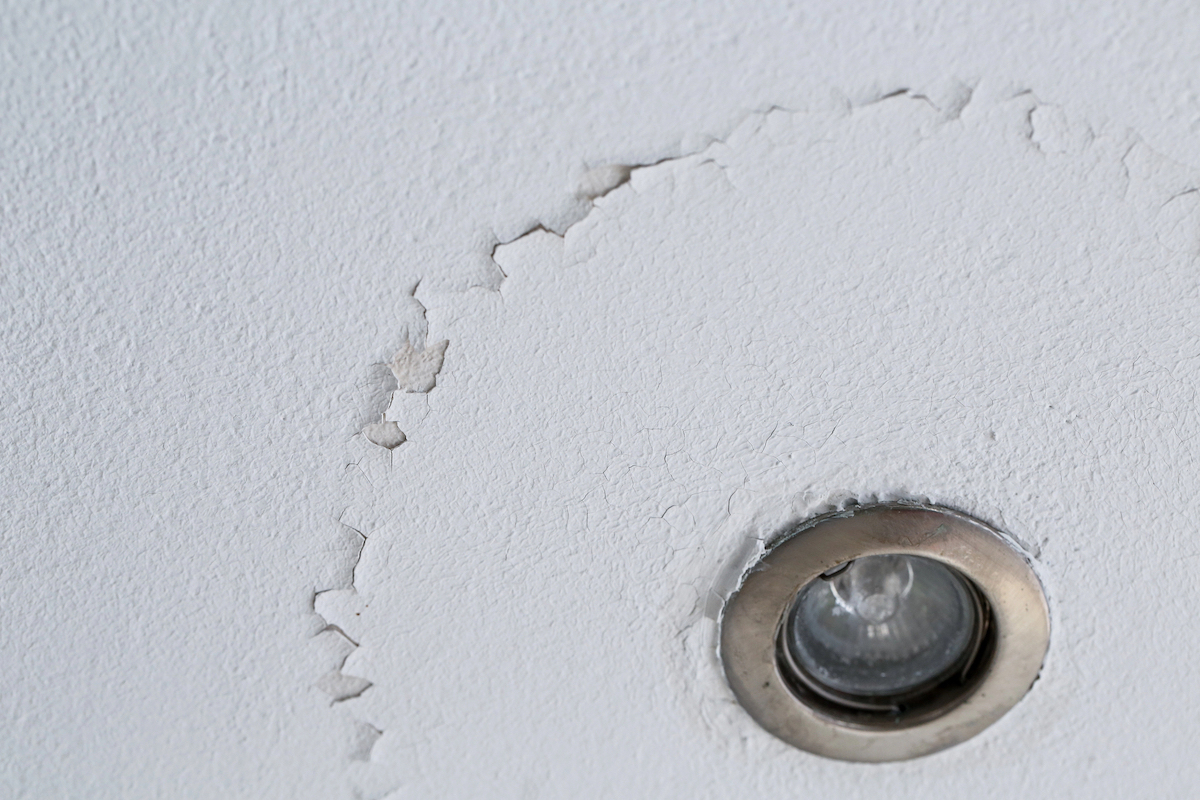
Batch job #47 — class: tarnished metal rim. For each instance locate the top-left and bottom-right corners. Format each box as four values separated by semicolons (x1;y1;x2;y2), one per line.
718;502;1050;762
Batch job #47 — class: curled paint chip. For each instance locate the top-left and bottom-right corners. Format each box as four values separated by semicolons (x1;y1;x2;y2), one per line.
348;721;383;762
576;164;633;200
316;669;373;703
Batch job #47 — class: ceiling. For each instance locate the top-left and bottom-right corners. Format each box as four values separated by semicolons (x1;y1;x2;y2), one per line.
4;1;1199;797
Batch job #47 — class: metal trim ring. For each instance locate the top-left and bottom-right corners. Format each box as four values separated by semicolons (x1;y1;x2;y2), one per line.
718;502;1050;762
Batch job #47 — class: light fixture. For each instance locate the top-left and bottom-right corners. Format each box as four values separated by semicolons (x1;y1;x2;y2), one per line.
719;502;1049;762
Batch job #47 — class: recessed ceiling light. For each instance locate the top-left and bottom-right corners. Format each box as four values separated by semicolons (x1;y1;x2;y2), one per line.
719;502;1049;762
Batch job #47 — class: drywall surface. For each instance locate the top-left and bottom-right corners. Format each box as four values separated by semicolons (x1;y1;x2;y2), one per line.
3;1;1200;798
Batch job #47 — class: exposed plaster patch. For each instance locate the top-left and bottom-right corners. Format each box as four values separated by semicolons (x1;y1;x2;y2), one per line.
388;340;449;394
359;337;447;446
362;421;406;450
359;332;446;449
353;279;430;432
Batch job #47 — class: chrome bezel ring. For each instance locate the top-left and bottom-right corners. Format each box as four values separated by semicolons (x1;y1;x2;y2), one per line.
719;502;1049;762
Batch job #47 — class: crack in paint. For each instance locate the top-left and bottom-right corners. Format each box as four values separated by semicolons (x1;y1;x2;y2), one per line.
318;86;977;788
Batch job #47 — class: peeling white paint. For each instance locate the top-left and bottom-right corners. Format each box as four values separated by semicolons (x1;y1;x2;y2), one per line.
387;340;449;395
316;670;373;704
7;1;1200;798
345;93;1200;798
575;164;635;201
362;421;407;450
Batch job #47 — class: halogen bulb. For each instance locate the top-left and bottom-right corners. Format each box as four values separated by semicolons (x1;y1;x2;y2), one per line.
785;554;980;699
830;555;914;624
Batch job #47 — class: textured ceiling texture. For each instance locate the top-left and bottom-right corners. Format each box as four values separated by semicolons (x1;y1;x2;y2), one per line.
4;2;1200;799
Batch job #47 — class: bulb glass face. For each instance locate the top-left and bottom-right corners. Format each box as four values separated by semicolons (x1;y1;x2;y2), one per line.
786;554;978;699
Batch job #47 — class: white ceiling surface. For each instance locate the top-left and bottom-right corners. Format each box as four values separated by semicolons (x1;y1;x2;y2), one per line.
336;96;1200;798
3;2;1199;798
